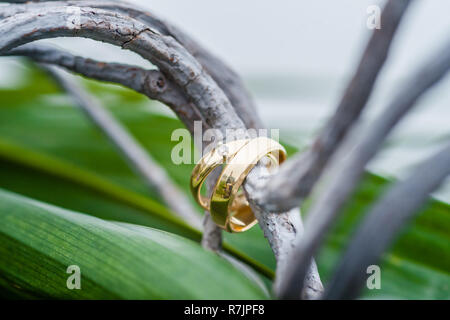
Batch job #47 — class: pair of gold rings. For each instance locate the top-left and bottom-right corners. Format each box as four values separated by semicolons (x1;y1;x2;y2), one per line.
190;137;286;233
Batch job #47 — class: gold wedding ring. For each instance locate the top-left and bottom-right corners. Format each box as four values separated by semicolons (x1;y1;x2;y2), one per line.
190;137;286;233
190;139;251;210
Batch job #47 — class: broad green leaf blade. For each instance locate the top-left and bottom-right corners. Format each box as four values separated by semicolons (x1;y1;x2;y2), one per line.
0;188;267;299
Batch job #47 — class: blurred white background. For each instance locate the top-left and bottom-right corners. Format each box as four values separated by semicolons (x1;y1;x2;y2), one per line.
0;0;449;200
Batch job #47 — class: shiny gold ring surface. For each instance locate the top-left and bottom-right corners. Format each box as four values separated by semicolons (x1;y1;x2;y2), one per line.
190;139;250;210
210;137;286;233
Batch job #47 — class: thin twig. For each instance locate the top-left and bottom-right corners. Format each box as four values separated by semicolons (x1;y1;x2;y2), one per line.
201;168;223;252
41;63;203;229
6;43;205;134
275;40;450;300
256;0;413;213
325;143;450;299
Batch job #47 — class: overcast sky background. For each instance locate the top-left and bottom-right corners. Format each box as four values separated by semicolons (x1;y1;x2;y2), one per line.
131;0;450;78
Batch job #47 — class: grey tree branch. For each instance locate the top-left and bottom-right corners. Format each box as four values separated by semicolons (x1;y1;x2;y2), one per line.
325;143;450;299
201;168;223;252
0;0;263;129
256;0;413;213
275;40;450;300
5;43;205;134
41;63;203;229
0;3;323;297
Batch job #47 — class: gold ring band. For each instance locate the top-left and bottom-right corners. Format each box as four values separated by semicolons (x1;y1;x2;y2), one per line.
210;137;286;232
190;137;286;233
190;139;250;210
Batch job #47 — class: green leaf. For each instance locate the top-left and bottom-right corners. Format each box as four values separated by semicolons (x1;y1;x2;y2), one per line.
0;188;267;299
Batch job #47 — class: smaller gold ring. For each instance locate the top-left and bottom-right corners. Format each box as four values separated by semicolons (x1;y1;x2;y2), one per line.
210;137;286;233
190;139;250;210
